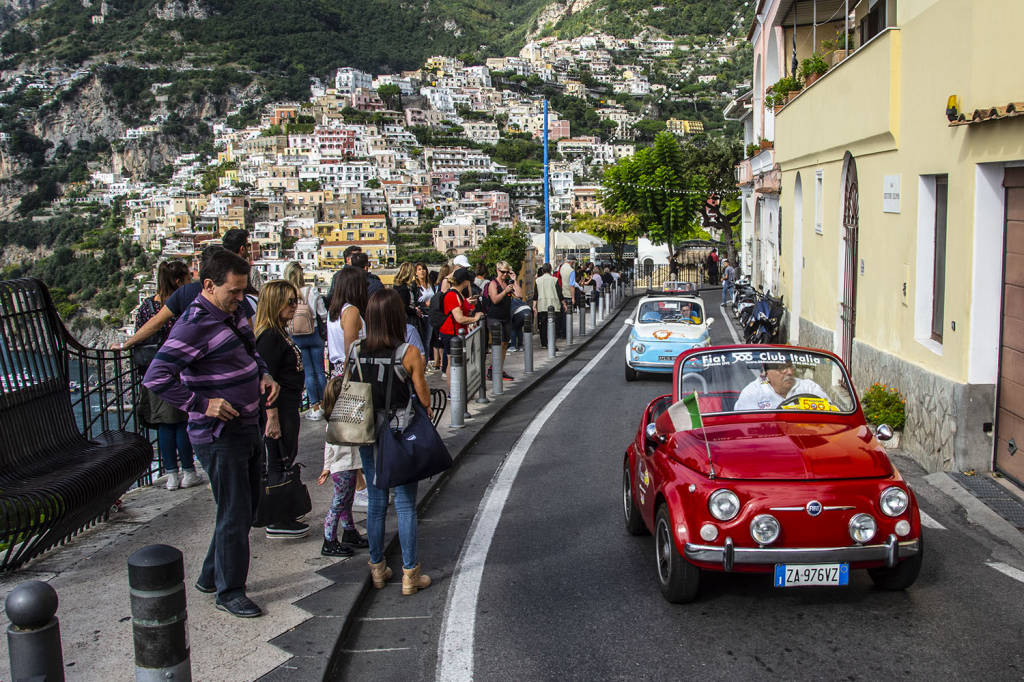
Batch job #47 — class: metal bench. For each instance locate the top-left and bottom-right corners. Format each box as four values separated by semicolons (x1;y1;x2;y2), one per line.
0;278;153;571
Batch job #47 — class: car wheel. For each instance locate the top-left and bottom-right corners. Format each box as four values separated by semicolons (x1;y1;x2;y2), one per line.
868;535;924;590
622;455;648;536
654;505;700;603
625;361;638;382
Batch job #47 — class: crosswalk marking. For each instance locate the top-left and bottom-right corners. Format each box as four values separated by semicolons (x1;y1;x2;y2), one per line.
986;561;1024;585
919;510;946;530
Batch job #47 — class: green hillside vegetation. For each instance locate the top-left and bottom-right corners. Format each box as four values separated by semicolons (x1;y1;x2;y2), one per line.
553;0;747;40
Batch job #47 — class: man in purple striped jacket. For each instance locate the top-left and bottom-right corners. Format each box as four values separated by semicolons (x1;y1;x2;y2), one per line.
144;249;280;619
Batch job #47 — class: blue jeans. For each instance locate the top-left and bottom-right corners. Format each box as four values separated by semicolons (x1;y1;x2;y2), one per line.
359;445;419;569
293;333;326;405
158;422;194;472
193;421;261;602
722;281;734;306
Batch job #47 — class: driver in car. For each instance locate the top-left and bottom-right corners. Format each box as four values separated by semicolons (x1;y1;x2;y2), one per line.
733;360;829;411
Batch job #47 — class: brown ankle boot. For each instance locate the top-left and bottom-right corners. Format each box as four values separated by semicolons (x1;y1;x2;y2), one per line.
369;559;392;589
402;563;431;595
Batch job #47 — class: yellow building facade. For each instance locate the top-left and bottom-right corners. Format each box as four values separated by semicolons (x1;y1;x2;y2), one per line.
771;0;1024;476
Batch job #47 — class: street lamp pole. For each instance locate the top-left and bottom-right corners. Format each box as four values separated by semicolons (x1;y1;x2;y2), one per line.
543;99;550;265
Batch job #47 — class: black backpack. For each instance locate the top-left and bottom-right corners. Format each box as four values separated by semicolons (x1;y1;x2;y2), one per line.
429;288;450;328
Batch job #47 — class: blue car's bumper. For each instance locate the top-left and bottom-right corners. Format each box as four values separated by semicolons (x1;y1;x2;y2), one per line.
626;337;708;373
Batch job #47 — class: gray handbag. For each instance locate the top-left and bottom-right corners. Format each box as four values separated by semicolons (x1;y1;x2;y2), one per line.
326;342;376;446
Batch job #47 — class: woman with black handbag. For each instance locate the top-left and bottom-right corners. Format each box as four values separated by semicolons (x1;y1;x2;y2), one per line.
254;280;311;540
135;260;202;491
357;289;436;596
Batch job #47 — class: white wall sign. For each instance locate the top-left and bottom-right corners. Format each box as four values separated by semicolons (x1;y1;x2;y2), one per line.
883;174;901;213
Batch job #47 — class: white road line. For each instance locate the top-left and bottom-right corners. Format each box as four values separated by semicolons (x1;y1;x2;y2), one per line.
718;304;741;344
339;647;413;654
436;322;631;682
357;615;432;621
986;561;1024;585
919;510;947;530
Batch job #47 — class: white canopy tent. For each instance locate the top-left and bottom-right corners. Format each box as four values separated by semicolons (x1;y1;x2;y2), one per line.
531;231;607;263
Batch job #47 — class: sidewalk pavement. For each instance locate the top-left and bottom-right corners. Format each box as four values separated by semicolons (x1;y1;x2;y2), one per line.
0;293;634;682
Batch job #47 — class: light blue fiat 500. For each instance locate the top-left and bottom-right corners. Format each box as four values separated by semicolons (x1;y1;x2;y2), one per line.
624;296;713;381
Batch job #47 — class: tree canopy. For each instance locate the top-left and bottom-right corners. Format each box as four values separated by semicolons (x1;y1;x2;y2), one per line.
600;132;707;260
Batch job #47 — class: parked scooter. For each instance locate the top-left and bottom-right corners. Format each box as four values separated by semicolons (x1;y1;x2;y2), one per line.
744;292;785;343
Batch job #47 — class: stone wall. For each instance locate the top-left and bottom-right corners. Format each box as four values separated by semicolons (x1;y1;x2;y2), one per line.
797;317;995;473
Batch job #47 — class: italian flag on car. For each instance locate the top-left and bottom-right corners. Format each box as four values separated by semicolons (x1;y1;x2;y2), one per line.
655;391;703;434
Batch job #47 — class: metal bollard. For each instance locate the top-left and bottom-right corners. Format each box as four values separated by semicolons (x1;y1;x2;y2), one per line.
523;312;534;374
450;334;465;428
547;306;556;358
580;299;586;336
476;325;489;405
598;289;605;321
565;303;573;345
128;544;191;681
590;296;597;328
6;580;65;682
488;319;503;396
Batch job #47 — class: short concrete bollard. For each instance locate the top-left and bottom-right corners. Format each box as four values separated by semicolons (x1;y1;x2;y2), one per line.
598;290;605;321
580;300;586;336
450;334;465;428
590;296;597;329
127;544;191;682
6;580;65;682
523;312;534;374
547;306;556;358
488;319;503;396
565;304;573;345
475;324;489;405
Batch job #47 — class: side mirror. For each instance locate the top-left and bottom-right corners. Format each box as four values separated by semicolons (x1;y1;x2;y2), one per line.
875;424;893;442
705;316;715;326
624;318;634;326
645;422;665;446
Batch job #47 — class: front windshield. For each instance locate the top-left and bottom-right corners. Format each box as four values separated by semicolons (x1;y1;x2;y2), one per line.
638;299;703;325
677;348;857;415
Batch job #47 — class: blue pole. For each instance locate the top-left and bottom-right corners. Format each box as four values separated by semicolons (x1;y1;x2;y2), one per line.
543;99;550;264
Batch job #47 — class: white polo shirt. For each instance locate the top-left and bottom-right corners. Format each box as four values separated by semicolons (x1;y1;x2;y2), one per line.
733;377;829;411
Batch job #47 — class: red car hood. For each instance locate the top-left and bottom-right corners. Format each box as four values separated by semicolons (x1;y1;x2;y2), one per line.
675;421;893;480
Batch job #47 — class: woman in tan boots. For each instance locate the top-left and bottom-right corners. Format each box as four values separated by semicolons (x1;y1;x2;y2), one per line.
355;288;434;595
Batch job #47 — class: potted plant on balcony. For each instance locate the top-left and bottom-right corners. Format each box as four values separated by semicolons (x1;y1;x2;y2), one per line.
800;52;829;86
746;142;761;158
758;137;773;151
775;74;803;104
820;28;854;66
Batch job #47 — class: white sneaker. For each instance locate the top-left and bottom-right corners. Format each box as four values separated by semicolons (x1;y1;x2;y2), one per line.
165;471;180;491
179;470;202;488
352;488;368;511
305;408;324;421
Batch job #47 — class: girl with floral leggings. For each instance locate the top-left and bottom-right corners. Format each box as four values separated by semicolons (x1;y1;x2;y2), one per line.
317;377;369;557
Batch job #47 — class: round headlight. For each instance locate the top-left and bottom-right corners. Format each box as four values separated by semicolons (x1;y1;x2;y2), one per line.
708;489;740;521
848;513;877;543
750;514;780;545
879;486;909;517
631;342;646;353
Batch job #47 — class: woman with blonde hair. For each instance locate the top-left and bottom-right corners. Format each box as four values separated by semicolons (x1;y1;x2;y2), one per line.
393;262;425;351
254;279;310;539
429;264;453;371
284;261;328;420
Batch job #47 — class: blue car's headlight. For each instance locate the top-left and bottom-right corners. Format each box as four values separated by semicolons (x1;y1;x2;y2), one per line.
631;341;646;354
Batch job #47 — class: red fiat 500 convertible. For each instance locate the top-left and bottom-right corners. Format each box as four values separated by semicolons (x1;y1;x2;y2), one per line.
623;345;923;603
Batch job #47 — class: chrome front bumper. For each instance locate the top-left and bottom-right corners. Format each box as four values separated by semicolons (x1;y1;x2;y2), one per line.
684;534;920;571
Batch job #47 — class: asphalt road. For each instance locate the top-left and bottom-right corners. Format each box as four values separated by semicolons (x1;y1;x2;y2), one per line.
330;292;1024;681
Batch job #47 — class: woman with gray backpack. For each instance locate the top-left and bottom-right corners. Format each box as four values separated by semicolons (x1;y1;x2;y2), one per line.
284;262;328;421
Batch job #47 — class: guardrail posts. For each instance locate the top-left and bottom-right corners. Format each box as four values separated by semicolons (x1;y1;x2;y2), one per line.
523;311;534;374
6;580;65;682
450;334;465;429
127;544;191;682
565;303;573;346
475;326;488;405
488;319;503;396
547;306;556;358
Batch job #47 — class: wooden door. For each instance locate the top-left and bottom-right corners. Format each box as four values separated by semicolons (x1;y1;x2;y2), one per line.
996;167;1024;484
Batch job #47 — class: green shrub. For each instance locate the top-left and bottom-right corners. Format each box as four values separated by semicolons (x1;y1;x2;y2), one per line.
800;53;829;79
861;382;906;430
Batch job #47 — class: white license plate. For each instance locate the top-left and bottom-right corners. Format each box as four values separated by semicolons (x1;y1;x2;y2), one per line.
658;355;677;361
773;563;849;587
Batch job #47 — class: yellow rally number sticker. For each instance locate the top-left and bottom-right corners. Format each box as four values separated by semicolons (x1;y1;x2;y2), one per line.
792;396;839;412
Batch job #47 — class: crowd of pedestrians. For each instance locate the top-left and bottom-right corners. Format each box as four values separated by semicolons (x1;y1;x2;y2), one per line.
116;230;625;619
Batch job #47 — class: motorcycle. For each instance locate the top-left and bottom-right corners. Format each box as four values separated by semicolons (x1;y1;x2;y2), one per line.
744;293;785;343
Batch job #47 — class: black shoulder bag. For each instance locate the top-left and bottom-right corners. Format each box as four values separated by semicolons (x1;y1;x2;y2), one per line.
372;345;452;489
